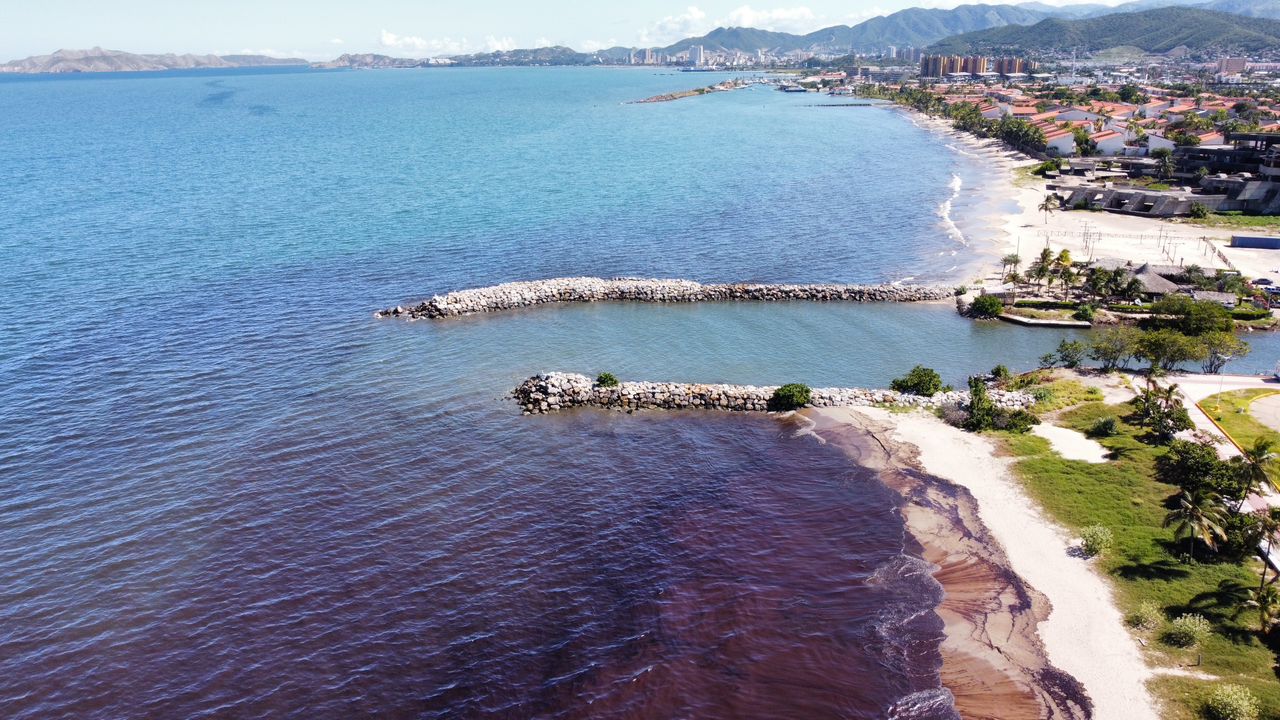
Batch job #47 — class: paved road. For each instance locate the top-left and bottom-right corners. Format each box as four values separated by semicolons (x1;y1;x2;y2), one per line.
1250;394;1280;434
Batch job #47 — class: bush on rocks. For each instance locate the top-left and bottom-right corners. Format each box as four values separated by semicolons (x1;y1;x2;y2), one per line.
969;294;1005;319
596;372;620;387
891;366;944;397
1204;684;1261;720
768;384;812;411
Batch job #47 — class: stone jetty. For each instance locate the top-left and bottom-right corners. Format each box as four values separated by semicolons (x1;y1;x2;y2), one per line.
513;372;1034;415
378;277;956;319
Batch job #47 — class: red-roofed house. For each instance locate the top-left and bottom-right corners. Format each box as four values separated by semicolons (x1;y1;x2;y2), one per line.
1043;127;1076;156
1091;130;1126;155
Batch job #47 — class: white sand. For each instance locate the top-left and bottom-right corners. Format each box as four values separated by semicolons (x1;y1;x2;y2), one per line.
1031;423;1110;463
845;406;1160;720
905;108;1280;284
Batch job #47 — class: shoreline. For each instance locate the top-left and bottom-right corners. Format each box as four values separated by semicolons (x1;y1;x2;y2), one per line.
891;103;1280;285
804;406;1158;720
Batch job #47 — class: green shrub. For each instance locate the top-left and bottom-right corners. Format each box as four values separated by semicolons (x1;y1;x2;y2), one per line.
891;366;944;397
969;294;1005;318
1031;387;1054;403
1013;300;1080;310
1079;525;1114;558
1055;339;1088;368
1189;202;1210;219
991;364;1012;382
1089;416;1118;438
1106;304;1148;314
954;285;968;296
1204;684;1261;720
596;372;620;387
768;383;812;411
996;408;1040;434
1163;613;1212;648
1231;307;1270;320
1126;600;1164;632
1073;304;1096;322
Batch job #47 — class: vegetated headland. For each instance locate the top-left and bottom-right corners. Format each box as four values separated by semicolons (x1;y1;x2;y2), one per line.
376;277;954;320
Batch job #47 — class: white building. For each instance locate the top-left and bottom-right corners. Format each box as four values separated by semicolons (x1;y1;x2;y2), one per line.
690;45;705;67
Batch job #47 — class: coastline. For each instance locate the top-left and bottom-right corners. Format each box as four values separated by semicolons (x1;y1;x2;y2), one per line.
803;406;1158;720
889;105;1039;286
892;103;1280;285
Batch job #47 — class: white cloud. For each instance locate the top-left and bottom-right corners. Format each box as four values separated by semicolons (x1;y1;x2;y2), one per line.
379;29;473;56
380;29;430;52
639;6;711;45
535;36;553;48
580;38;618;52
638;5;834;46
485;35;517;52
724;6;817;32
329;38;345;45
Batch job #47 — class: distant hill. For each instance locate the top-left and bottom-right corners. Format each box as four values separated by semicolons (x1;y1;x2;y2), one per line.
927;7;1280;55
829;4;1054;50
661;4;1057;54
0;47;306;74
1200;0;1280;20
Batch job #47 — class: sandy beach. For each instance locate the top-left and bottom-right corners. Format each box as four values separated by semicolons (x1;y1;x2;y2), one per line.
804;405;1159;720
904;108;1280;285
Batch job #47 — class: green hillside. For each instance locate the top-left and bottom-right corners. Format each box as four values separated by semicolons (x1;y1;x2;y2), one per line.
928;7;1280;54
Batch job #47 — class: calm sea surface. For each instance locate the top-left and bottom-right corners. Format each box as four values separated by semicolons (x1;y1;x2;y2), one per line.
2;66;1278;719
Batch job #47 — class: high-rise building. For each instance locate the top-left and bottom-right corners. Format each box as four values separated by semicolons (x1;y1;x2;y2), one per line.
690;45;705;67
887;45;897;59
1217;57;1247;74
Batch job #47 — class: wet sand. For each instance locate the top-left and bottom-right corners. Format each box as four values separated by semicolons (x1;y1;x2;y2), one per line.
802;407;1159;720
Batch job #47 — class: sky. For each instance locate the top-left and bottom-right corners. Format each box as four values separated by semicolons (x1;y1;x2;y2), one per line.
2;0;1129;61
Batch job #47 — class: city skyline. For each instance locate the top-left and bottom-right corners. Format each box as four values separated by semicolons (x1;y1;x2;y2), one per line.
3;0;1139;61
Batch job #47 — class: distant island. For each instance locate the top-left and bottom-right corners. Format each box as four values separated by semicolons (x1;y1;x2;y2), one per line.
0;47;307;74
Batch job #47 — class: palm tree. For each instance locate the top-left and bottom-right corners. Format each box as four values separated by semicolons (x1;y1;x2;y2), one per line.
1039;194;1058;224
1001;253;1022;280
1155;152;1176;180
1247;584;1280;633
1163;489;1229;560
1240;438;1277;501
1259;508;1280;590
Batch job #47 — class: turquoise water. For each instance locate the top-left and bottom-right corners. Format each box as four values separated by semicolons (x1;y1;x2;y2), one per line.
2;66;1277;719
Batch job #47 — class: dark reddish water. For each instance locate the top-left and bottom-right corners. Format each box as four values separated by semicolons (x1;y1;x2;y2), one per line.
1;403;954;719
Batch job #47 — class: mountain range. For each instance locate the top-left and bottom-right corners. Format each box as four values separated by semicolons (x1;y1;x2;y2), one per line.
7;0;1280;74
0;47;307;74
927;6;1280;55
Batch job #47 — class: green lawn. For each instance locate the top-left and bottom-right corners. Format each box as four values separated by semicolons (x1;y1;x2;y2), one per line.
1200;389;1280;449
1200;389;1280;485
999;396;1280;719
1181;213;1280;230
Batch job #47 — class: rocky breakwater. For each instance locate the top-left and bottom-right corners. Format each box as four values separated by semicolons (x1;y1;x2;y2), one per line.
377;277;956;320
513;373;1033;415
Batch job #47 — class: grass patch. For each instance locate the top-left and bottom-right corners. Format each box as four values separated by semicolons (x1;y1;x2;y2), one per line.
1182;212;1280;230
1013;164;1048;188
1199;389;1280;480
1029;378;1104;414
998;398;1280;718
1006;306;1078;321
